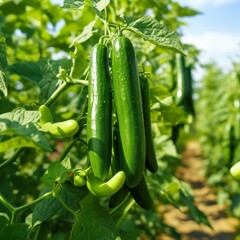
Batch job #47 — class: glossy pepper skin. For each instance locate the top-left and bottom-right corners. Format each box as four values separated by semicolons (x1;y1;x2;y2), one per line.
87;43;112;181
111;36;146;188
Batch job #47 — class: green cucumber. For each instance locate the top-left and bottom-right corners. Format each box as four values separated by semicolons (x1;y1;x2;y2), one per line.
171;124;180;144
223;124;235;164
168;57;176;92
183;66;195;116
109;184;129;208
111;124;120;174
235;112;240;141
128;175;153;210
175;53;188;106
140;75;158;173
87;43;112;181
111;36;146;188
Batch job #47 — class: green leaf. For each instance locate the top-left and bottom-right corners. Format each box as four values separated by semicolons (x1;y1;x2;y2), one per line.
0;108;51;150
118;219;142;240
230;194;240;218
152;100;187;126
0;107;39;125
60;182;89;211
69;43;89;79
161;139;179;158
0;213;9;230
0;136;39;152
61;157;72;170
161;104;187;125
0;70;7;97
0;223;29;240
172;2;202;17
90;0;110;12
39;59;71;103
41;161;69;186
70;19;97;47
32;188;65;227
150;85;188;125
0;0;40;15
8;61;42;83
0;35;7;70
125;16;185;55
0;121;50;150
62;0;84;9
179;190;212;228
166;181;181;194
70;194;118;240
64;0;110;14
32;183;89;227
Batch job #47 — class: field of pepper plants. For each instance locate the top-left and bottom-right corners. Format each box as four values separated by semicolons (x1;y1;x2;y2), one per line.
0;0;240;239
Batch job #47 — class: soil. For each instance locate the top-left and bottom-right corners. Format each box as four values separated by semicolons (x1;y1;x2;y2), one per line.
157;140;240;240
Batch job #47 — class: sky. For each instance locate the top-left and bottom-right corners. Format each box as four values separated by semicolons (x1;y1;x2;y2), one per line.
178;0;240;75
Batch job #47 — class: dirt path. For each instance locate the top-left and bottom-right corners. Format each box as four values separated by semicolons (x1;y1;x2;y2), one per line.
157;140;239;240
